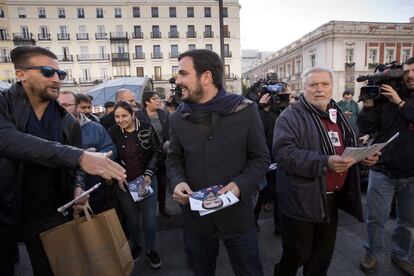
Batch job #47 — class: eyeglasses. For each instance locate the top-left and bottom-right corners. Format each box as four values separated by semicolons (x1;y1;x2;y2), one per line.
22;66;67;80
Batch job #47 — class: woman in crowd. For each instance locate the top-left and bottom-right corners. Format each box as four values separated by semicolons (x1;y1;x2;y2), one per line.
108;100;162;269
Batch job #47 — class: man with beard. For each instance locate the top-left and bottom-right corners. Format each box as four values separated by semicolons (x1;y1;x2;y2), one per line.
0;46;126;276
166;49;270;276
359;57;414;274
272;67;379;276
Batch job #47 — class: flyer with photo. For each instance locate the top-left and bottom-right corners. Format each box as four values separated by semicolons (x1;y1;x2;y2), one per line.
189;185;239;216
127;175;154;202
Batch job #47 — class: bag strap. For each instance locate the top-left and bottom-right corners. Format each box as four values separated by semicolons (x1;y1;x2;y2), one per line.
74;203;95;223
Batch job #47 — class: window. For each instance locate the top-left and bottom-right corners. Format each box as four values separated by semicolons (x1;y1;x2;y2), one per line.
96;8;103;18
136;67;144;77
152;25;160;38
77;25;88;40
0;8;4;18
133;25;142;39
187;25;196;38
295;60;301;77
188;44;196;50
368;49;378;64
82;68;91;81
385;49;395;63
100;68;108;79
169;25;178;38
205;44;212;51
58;26;69;40
287;64;291;79
169;7;176;17
154;66;162;81
96;25;106;39
21;26;29;39
204;7;211;17
402;49;411;63
204;25;213;37
62;47;70;61
134;45;144;59
225;65;231;78
187;7;194;17
39;26;49;40
345;48;354;63
38;8;46;18
222;7;228;17
310;54;316;67
224;44;231;57
114;8;122;18
18;7;26;18
170;45;179;58
0;29;8;40
133;7;140;18
58;8;65;18
64;69;72;80
151;7;158;17
172;66;178;77
153;45;161;59
223;25;230;37
77;8;84;18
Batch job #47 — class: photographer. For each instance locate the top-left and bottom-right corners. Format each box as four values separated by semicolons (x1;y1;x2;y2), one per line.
359;57;414;274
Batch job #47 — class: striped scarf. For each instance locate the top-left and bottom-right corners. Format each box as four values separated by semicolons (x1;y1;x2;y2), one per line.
300;94;357;155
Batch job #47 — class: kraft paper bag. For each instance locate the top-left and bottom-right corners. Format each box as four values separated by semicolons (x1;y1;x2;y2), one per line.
40;208;133;276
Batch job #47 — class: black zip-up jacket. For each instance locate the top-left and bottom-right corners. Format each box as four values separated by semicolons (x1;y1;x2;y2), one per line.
0;83;85;227
358;89;414;178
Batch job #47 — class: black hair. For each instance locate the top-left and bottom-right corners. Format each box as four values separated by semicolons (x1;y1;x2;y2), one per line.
113;100;134;115
342;90;353;97
141;90;159;108
405;57;414;66
104;101;115;108
178;49;223;89
10;46;58;69
60;91;80;105
77;93;92;104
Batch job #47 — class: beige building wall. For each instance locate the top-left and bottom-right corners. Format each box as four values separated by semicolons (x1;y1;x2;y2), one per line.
0;0;242;95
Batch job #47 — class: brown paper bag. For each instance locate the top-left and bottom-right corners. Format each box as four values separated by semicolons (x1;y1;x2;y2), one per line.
40;208;133;276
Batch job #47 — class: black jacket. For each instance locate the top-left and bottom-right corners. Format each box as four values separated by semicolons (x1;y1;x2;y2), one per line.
108;119;161;179
137;108;170;142
0;83;84;227
100;111;115;130
358;89;414;178
167;102;270;238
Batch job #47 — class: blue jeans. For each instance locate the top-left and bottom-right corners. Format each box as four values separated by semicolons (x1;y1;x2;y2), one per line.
365;170;414;260
187;228;264;276
116;178;158;251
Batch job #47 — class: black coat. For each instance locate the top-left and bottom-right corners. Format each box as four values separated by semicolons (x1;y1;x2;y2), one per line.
166;102;270;238
0;83;84;227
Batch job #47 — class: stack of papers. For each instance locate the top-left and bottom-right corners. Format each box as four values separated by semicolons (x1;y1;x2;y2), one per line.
127;175;154;202
189;185;239;216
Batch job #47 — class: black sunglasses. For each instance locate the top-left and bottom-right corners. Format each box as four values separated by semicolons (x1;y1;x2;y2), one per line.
22;66;67;80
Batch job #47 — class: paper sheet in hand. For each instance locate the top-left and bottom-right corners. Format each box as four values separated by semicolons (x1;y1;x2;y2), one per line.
189;185;239;216
342;132;399;162
127;175;153;202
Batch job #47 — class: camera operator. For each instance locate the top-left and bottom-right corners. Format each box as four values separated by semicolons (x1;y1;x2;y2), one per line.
358;57;414;274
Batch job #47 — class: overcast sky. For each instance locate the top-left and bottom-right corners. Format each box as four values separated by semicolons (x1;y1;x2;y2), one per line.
239;0;414;52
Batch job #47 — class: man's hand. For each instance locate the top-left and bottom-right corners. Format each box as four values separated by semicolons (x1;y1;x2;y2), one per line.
173;182;193;205
328;155;355;173
73;187;89;212
144;175;152;186
381;84;402;105
79;151;126;184
361;152;381;166
344;111;353;117
218;181;240;198
259;94;271;105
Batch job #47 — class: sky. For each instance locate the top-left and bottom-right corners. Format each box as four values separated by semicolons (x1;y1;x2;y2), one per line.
239;0;414;52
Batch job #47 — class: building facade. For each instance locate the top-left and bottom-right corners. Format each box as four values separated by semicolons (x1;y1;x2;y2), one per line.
0;0;242;95
242;19;414;101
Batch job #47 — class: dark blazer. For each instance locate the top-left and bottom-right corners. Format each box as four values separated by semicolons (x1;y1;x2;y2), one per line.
0;83;84;227
166;102;270;238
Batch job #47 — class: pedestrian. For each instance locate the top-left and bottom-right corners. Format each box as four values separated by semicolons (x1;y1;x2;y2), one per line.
167;49;270;276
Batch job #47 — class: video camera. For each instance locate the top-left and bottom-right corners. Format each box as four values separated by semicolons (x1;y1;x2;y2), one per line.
357;61;405;102
248;73;290;108
166;77;183;107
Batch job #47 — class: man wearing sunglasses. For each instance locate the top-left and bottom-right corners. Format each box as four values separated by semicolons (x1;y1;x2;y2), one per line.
0;46;126;276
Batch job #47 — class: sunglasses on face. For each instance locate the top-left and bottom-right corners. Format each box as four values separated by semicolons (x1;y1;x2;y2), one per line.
23;66;67;80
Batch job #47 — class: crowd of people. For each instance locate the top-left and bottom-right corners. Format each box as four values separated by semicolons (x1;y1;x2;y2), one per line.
1;45;414;276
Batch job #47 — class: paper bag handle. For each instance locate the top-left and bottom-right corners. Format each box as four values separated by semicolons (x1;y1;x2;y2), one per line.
74;203;94;223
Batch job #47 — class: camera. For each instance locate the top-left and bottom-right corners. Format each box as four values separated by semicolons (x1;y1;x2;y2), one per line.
248;73;290;108
357;61;405;101
167;77;183;107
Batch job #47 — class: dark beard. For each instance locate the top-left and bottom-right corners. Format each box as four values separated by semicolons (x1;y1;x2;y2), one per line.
182;82;204;104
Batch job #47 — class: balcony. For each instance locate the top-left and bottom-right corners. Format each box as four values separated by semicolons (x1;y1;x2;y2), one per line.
224;51;232;58
151;32;161;39
57;55;74;62
76;33;89;40
0;56;11;63
77;54;110;61
110;32;128;40
132;32;143;39
133;53;145;59
95;33;107;40
186;31;196;38
168;31;179;38
111;53;130;61
13;33;34;41
224;31;230;38
57;33;70;40
169;52;180;59
0;33;10;40
38;14;46;19
151;53;163;59
38;33;51;41
203;31;214;38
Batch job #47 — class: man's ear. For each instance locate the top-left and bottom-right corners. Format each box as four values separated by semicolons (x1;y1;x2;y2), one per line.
15;69;26;82
201;71;213;85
